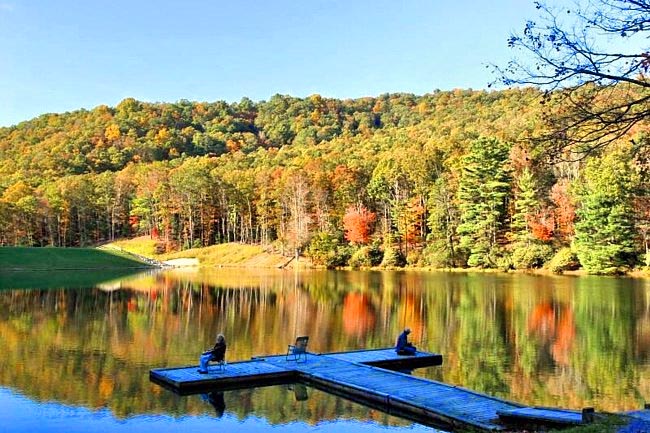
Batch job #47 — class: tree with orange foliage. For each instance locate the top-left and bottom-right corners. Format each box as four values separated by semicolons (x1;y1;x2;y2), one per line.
550;179;575;243
396;197;425;252
343;206;376;245
529;210;554;242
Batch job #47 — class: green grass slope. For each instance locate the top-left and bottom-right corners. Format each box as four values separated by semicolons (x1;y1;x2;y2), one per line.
0;247;150;271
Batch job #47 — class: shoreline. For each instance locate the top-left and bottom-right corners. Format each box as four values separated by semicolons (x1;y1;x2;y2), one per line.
151;261;650;279
15;241;649;278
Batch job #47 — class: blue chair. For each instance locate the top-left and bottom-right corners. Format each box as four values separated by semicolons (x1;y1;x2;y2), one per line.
205;344;227;373
286;336;309;362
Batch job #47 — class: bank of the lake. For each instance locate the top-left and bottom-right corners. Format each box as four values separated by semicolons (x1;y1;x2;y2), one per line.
103;238;650;279
0;246;152;271
108;238;311;269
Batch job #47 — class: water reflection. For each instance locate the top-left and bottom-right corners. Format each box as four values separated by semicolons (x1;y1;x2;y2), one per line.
1;386;435;433
201;391;225;417
0;268;145;290
1;268;650;428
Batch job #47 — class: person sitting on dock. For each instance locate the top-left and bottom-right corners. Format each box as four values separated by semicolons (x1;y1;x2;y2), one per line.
395;327;416;356
198;333;227;374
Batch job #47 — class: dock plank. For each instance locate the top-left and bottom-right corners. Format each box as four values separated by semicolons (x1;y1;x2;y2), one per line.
497;407;585;425
624;409;650;421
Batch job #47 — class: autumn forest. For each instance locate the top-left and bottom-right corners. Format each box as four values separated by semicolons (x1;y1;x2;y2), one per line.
1;88;649;274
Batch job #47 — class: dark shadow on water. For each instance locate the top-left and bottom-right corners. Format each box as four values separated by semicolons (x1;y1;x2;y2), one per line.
0;269;150;290
288;383;309;401
201;391;226;417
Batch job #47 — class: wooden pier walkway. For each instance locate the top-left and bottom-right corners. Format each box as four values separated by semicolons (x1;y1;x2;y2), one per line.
275;352;524;431
618;408;650;433
150;345;650;431
151;347;534;430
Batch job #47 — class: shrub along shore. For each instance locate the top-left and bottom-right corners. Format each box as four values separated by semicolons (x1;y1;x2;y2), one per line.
105;238;606;275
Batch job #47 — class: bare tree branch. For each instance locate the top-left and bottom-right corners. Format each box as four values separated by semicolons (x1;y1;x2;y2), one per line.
495;0;650;160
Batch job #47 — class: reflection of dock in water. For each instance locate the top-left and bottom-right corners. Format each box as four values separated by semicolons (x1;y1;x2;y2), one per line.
149;348;635;431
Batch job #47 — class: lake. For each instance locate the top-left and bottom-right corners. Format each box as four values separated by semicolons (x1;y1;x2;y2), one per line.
1;268;649;432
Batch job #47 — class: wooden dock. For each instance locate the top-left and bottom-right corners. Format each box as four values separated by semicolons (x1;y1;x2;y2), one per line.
151;347;617;431
618;408;650;432
151;347;529;430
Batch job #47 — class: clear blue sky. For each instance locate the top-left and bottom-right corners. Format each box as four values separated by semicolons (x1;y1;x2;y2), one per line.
0;0;538;127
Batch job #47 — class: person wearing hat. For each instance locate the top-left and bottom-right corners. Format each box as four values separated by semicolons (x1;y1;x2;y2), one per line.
395;327;416;355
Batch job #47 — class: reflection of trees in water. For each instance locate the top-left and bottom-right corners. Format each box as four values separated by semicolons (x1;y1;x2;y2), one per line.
506;277;646;411
527;302;575;366
446;282;510;398
342;293;376;337
1;270;650;417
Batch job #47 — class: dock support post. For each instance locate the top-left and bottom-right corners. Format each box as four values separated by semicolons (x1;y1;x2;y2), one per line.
582;407;595;423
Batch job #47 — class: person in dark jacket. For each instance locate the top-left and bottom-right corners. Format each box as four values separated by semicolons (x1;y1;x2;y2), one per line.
395;327;416;355
198;333;227;373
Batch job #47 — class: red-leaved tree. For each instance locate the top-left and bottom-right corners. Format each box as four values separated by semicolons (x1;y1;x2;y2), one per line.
528;210;554;242
343;206;376;245
550;179;575;242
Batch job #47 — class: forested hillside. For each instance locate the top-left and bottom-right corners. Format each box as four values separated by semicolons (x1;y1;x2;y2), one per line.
1;89;648;274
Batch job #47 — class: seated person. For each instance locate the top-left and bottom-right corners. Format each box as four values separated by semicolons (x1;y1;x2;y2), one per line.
198;333;227;373
395;327;416;355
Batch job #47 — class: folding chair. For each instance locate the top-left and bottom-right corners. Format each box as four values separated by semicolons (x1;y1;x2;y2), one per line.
286;336;309;362
208;345;227;372
210;357;226;372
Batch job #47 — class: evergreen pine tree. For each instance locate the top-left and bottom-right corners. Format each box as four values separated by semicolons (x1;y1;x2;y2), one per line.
573;149;637;274
457;137;511;267
512;168;538;244
426;176;460;267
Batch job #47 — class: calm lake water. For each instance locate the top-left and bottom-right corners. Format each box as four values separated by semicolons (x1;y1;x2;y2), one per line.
1;268;650;432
